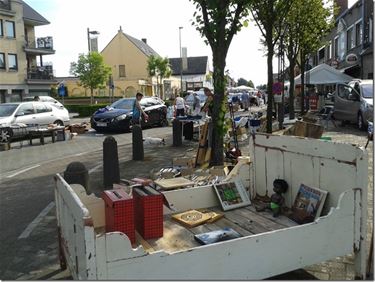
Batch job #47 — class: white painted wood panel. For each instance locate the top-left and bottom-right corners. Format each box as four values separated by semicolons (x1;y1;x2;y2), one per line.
99;189;356;280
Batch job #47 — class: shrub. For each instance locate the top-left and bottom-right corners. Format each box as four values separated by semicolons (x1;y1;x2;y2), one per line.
65;104;107;117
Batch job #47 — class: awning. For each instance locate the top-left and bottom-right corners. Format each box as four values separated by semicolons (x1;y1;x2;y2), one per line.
294;63;353;85
339;64;360;73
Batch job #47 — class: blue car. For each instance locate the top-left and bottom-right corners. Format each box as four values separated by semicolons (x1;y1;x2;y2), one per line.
90;97;167;133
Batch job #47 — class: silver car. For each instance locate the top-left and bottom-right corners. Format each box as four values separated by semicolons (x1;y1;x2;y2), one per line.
23;96;65;109
0;102;70;127
333;79;373;130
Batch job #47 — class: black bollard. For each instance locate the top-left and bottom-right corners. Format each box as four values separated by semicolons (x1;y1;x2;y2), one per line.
64;162;89;192
103;136;120;189
132;124;144;161
172;119;182;146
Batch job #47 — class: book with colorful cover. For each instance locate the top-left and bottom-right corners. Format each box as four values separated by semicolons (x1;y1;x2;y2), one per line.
194;227;242;245
289;184;328;224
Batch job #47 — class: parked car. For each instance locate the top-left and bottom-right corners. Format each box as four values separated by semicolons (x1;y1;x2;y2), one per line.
23;96;65;109
333;79;373;130
0;101;70;142
90;97;168;133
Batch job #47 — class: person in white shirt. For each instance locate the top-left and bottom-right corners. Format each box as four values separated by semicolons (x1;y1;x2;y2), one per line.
174;94;186;117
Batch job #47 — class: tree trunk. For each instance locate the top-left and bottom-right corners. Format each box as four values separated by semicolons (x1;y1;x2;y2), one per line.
210;50;226;166
288;55;296;120
160;77;164;100
266;39;274;133
90;88;94;105
300;52;305;115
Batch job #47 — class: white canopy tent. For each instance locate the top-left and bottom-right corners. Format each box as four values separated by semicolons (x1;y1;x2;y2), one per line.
294;63;353;85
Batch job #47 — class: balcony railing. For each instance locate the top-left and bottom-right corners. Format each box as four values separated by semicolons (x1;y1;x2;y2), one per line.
0;1;11;11
27;66;54;80
25;37;55;54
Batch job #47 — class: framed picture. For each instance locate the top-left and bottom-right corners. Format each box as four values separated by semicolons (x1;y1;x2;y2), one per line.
213;178;251;211
194;227;241;245
289;183;328;224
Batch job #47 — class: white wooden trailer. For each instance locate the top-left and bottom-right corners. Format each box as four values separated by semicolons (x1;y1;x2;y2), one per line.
54;134;368;280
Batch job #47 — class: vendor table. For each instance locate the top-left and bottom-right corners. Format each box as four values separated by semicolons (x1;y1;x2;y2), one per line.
176;117;210;140
28;126;65;145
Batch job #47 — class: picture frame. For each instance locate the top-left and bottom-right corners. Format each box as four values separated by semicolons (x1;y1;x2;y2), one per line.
213;178;251;211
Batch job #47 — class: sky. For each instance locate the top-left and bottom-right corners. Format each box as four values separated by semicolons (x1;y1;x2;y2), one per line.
25;0;356;87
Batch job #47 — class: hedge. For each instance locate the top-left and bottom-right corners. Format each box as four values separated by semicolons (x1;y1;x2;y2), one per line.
65;104;108;117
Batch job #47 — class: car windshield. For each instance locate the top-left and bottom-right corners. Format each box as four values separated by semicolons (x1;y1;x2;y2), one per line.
110;98;135;110
0;104;18;117
362;84;373;98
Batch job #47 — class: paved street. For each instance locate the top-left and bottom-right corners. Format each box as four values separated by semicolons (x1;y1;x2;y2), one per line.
0;114;373;280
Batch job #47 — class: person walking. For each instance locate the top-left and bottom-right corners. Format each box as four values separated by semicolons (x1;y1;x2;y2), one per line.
192;92;201;116
241;91;250;111
174;94;186;117
132;92;148;126
202;87;214;117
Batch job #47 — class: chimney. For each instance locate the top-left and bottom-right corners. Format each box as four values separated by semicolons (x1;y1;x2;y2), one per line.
335;0;348;17
141;38;147;44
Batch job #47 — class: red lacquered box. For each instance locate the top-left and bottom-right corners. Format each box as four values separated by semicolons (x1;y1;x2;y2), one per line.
102;189;135;243
134;186;163;239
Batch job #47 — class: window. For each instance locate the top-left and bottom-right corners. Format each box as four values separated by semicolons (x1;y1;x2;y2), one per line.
318;47;325;62
119;65;126;77
16;103;34;115
5;20;15;38
346;27;354;50
334;36;339;58
0;53;5;69
8;54;17;70
327;43;332;59
355;21;362;46
35;103;46;113
370;18;373;43
0;19;3;37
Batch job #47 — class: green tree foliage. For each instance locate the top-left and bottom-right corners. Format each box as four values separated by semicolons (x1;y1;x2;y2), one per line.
284;0;335;117
295;0;335;114
70;52;111;105
147;55;172;99
250;0;293;133
190;0;251;165
248;80;254;88
237;77;249;86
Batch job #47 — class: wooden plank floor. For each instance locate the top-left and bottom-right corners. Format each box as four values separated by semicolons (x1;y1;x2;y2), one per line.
142;204;298;254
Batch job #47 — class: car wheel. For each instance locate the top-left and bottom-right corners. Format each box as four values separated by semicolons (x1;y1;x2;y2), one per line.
358;112;365;131
54;120;64;126
159;117;168;127
0;128;13;143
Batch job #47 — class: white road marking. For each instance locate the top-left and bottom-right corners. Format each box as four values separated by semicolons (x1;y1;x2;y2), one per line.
18;202;55;239
6;165;41;178
88;164;102;174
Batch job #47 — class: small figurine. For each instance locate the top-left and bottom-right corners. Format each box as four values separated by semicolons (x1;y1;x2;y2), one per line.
256;179;288;217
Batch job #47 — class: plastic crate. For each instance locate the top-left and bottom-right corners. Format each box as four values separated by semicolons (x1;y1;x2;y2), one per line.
134;186;163;239
102;189;135;243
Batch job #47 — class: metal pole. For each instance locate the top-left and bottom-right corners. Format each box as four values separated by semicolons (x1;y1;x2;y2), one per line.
87;27;90;53
179;27;183;94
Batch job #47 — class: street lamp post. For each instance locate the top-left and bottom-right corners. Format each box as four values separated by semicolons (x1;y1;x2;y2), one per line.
179;26;183;95
87;27;99;53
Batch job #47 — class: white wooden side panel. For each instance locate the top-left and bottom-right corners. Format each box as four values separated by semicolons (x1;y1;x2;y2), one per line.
253;134;361;162
71;184;105;228
99;190;356;280
162;185;219;214
264;149;285;197
319;159;359;214
252;146;267;198
55;174;97;280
